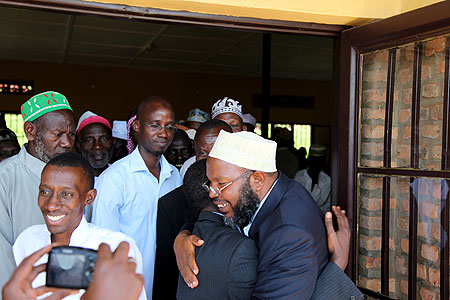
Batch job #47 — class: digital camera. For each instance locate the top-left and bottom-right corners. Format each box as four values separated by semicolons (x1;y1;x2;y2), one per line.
46;246;98;289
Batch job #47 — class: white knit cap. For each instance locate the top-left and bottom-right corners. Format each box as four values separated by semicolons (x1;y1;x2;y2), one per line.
185;129;196;141
242;113;256;127
112;120;127;140
208;130;277;172
211;97;243;119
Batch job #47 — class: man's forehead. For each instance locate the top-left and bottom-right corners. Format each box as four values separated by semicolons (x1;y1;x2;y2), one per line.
39;110;75;128
206;157;241;179
80;123;111;137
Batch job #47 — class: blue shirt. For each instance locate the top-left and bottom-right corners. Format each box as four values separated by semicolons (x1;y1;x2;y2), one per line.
91;147;182;298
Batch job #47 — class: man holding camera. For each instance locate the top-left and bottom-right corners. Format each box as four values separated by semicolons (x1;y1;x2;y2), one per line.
12;152;146;300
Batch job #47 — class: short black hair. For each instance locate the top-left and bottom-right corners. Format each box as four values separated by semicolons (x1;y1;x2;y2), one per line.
197;119;232;134
44;152;94;190
183;159;211;212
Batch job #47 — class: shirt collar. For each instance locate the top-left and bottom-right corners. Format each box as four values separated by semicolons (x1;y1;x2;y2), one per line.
43;216;89;245
243;177;278;236
129;146;174;180
22;144;46;178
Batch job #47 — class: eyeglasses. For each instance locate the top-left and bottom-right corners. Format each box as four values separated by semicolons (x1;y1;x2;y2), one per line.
142;122;178;133
202;170;253;197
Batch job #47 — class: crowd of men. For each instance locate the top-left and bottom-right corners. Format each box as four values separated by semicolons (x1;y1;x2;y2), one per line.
0;91;363;300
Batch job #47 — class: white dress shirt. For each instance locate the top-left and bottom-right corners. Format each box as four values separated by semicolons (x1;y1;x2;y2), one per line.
91;146;182;298
13;217;146;300
0;145;46;292
294;169;331;213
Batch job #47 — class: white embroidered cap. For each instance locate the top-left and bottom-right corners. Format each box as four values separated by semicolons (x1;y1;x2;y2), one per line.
211;97;243;119
208;130;277;172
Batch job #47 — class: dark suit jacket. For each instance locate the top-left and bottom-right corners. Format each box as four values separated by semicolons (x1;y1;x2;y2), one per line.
153;186;196;300
311;262;364;300
176;212;258;300
249;172;329;300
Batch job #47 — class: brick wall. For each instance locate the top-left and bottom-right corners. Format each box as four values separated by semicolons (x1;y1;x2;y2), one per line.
357;36;447;299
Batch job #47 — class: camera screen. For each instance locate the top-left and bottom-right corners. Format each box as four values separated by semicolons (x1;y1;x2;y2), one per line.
48;253;86;287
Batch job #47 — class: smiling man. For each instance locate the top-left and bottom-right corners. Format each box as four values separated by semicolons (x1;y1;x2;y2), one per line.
12;152;146;300
92;96;182;299
76;111;113;177
175;130;329;300
0;91;76;294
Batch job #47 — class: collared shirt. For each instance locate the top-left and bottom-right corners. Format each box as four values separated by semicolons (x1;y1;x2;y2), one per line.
0;145;46;291
294;169;331;213
243;178;278;236
91;146;182;298
13;217;146;300
179;155;195;178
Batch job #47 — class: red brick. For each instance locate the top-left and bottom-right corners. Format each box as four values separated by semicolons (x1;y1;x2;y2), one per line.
361;255;381;269
422;202;439;219
374;69;387;81
390;197;396;209
397;217;409;230
389;278;395;293
418;221;429;237
395;257;407;275
363;89;386;102
436;60;445;74
418;264;427;279
419;287;436;300
422;65;432;79
431;224;440;240
359;278;381;292
398;109;411;122
401;199;410;212
389;238;395;250
362;177;382;191
361;198;382;211
362;125;384;139
361;235;382;251
421;124;440;138
432;145;441;159
423;83;440;98
361;215;382;230
430;103;443;120
405;45;415;61
392;127;398;139
429;267;440;287
398;69;412;85
402;88;412;104
362;108;385;119
400;279;408;294
375;50;389;61
396;144;410;160
401;238;409;253
424;37;446;56
421;244;438;262
402;126;411;139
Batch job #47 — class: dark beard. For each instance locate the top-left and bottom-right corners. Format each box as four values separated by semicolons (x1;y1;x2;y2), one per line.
34;133;52;163
224;177;260;230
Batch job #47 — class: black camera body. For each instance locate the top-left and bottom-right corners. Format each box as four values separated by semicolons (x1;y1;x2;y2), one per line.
46;246;98;290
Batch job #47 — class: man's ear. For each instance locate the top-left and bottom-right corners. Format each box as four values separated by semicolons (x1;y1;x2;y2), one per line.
132;119;140;134
23;121;37;141
250;171;265;193
85;189;97;206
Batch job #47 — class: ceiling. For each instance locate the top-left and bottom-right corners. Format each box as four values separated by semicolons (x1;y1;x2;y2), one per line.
0;6;334;80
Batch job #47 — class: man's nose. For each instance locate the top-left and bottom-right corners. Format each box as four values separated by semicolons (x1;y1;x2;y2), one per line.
93;139;103;150
46;194;62;211
60;133;72;148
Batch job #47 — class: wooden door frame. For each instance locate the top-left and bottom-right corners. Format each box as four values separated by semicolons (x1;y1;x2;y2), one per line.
336;0;450;284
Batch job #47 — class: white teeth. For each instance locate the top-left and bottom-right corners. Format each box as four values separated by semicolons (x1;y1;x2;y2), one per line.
47;215;65;221
217;203;229;208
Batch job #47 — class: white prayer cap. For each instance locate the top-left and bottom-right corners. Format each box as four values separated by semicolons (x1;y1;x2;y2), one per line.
112;120;127;140
309;144;327;157
209;130;277;172
242;113;256;127
211;97;243;119
76;111;96;132
185;129;196;141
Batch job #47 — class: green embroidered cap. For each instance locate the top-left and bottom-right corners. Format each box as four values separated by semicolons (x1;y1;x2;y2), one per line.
21;91;73;122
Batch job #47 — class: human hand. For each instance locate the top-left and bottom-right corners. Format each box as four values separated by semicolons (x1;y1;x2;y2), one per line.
81;242;144;300
2;244;77;300
325;206;351;271
174;230;204;289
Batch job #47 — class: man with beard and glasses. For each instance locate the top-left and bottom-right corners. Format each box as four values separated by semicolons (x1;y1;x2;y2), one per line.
176;159;258;300
0;91;75;296
175;130;363;300
92;96;182;298
175;134;363;300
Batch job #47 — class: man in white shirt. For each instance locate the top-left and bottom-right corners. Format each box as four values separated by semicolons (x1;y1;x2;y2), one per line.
0;91;76;296
92;96;182;298
13;152;146;300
